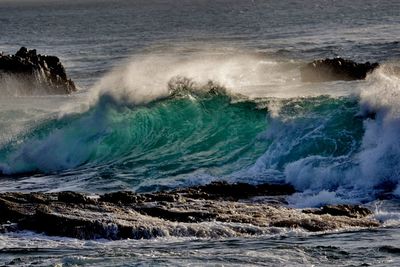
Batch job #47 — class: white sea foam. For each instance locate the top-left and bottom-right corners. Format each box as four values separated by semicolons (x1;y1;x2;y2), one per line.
260;63;400;205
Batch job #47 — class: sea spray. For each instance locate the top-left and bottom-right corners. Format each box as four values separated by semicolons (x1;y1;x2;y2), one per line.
87;51;303;107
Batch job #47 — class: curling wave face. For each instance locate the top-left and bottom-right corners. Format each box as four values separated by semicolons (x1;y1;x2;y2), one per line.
0;86;269;190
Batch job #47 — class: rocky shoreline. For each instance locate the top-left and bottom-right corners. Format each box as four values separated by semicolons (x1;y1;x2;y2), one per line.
0;182;379;240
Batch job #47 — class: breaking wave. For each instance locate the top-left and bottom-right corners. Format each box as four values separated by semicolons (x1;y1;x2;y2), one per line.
0;52;399;206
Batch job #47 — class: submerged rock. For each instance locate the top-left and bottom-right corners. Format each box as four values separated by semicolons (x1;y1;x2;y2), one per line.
300;58;379;82
0;183;379;240
0;47;76;94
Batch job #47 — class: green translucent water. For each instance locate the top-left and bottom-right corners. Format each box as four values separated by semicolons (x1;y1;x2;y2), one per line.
0;92;364;192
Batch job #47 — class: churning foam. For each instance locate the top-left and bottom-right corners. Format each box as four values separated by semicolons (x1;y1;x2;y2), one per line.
264;63;400;205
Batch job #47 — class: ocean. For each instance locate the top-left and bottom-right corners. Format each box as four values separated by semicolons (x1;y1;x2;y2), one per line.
0;0;400;265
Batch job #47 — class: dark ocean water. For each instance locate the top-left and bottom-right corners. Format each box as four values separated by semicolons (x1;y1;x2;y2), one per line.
1;0;399;87
0;0;400;265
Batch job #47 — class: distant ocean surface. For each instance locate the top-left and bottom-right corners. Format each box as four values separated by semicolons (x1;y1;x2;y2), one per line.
1;0;400;265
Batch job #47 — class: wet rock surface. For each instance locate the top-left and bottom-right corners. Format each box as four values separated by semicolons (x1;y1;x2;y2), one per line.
301;58;379;82
0;47;76;94
0;182;379;240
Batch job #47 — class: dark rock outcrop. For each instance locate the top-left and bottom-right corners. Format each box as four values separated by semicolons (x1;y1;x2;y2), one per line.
0;182;379;240
301;58;379;82
0;47;76;94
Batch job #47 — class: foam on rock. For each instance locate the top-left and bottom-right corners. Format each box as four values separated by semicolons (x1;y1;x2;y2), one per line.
0;182;379;239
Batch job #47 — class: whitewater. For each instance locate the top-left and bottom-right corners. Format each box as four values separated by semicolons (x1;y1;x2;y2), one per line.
1;0;400;265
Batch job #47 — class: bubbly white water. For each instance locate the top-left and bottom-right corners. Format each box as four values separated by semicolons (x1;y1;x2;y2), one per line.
282;65;400;205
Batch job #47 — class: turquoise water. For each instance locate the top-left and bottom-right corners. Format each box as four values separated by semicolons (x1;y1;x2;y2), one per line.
0;92;365;196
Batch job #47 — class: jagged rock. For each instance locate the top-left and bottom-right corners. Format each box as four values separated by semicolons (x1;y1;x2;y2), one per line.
0;47;76;94
300;58;379;82
0;182;379;239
